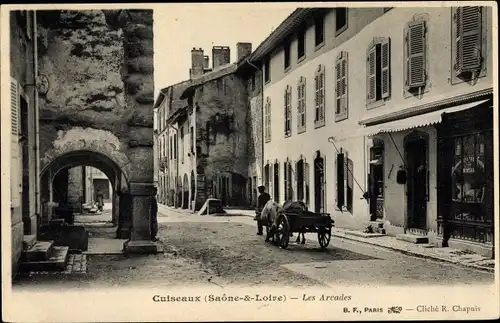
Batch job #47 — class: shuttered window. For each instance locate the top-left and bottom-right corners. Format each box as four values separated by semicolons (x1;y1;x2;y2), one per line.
455;6;483;76
11;78;20;207
314;65;325;126
264;97;271;142
336;153;345;209
335;52;349;121
284;86;292;137
380;39;391;99
366;38;391;105
284;160;293;201
406;20;427;89
304;162;310;207
346;158;353;213
297;77;306;132
273;162;280;203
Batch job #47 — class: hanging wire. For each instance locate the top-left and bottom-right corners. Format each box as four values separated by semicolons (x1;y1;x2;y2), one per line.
327;137;367;196
387;132;407;168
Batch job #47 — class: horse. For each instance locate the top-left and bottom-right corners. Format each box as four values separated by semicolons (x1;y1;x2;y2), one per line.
260;200;283;243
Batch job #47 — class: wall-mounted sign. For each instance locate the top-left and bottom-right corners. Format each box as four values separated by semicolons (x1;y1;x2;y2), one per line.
36;74;50;95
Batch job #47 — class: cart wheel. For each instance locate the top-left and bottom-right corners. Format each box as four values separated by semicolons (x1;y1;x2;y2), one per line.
275;215;290;249
318;229;331;249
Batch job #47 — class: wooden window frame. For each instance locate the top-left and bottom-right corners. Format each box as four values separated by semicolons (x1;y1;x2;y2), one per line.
297;76;307;134
314;64;326;128
314;13;325;49
451;6;488;85
335;51;349;122
284;85;292;138
284;39;291;71
264;58;271;84
366;37;391;110
264;97;272;143
297;23;307;62
335;8;348;36
403;14;431;99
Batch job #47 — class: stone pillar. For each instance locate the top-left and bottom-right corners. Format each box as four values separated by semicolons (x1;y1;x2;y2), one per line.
105;9;159;253
67;166;83;211
117;189;132;239
123;182;158;253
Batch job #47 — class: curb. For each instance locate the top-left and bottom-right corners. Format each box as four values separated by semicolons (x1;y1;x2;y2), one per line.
332;232;494;273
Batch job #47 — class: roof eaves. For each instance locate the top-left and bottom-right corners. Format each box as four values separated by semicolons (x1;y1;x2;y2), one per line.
250;8;316;62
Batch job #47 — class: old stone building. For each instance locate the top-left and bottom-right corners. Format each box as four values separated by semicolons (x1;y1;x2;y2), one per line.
155;43;256;211
9;9;158;276
10;10;39;276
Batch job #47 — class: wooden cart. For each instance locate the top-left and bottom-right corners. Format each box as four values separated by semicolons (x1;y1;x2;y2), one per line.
268;210;334;250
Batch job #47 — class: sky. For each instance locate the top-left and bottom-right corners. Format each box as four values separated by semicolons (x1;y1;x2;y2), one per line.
153;3;296;99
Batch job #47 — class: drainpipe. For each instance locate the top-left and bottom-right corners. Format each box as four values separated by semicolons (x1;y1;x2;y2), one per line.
245;58;264;186
33;11;41;226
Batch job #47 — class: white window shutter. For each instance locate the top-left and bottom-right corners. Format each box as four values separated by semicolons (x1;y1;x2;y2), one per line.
335;59;342;114
301;78;306;127
367;47;377;103
342;54;348;115
319;67;325;121
10;78;20;207
284;88;288;135
407;20;427;88
268;98;272;140
381;38;391;99
314;74;319;121
456;6;482;74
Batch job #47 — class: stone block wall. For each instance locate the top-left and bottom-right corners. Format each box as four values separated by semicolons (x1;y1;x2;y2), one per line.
194;73;249;206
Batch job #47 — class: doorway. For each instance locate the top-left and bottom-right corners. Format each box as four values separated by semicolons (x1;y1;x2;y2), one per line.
404;131;428;231
314;151;325;213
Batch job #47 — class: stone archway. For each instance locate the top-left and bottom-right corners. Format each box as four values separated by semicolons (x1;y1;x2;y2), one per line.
40;149;130;237
36;9;158;253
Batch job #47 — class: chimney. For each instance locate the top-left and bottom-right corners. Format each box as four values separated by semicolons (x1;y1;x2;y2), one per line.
236;42;252;62
212;46;231;70
190;47;204;78
203;56;210;69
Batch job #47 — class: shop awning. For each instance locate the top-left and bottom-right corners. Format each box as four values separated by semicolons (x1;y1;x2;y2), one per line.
365;99;490;136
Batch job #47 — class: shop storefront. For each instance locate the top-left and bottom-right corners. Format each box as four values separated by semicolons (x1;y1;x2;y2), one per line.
437;99;494;257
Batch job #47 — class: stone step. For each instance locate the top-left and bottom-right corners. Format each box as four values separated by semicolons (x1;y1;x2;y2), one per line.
345;230;386;238
22;235;37;251
396;234;429;244
21;246;70;272
24;241;54;262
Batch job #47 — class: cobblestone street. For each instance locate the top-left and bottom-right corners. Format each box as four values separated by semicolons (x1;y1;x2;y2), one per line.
12;209;494;290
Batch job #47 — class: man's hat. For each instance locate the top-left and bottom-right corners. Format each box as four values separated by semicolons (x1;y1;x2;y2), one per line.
258;185;265;190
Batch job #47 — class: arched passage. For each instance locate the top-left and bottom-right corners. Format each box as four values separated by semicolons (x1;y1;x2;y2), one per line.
182;174;189;209
40;150;130;238
190;170;196;207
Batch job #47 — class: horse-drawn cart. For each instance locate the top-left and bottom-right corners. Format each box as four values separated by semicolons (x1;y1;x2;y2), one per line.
258;201;335;250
